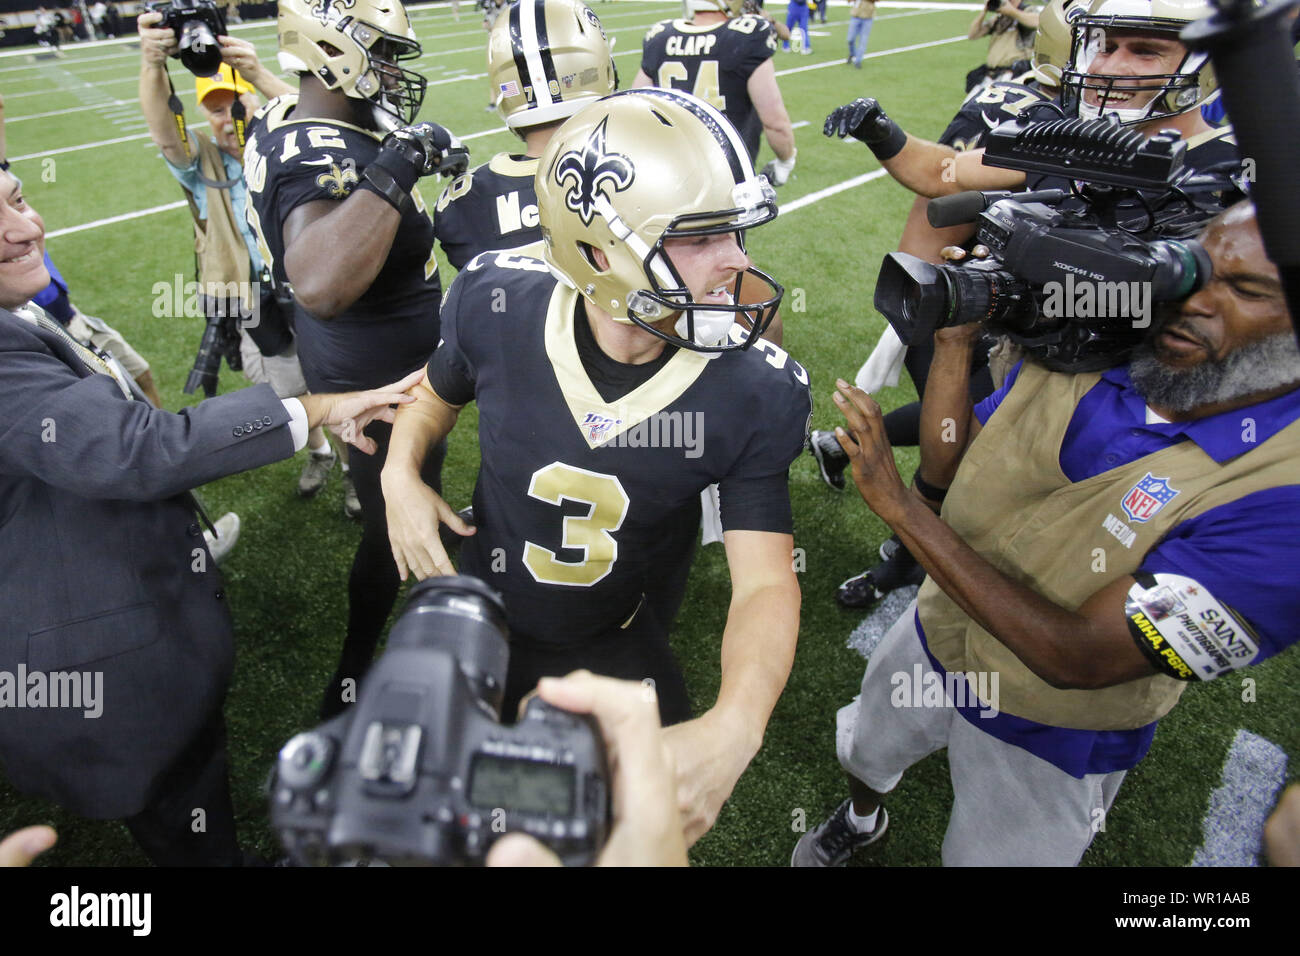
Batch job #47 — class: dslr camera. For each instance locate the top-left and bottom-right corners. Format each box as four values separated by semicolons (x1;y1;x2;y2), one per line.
875;115;1236;371
270;576;612;866
145;0;227;76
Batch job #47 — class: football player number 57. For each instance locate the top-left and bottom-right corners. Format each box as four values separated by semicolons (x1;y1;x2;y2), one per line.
523;463;630;587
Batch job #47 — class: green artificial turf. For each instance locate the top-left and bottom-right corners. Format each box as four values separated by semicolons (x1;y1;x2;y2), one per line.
1;0;1295;867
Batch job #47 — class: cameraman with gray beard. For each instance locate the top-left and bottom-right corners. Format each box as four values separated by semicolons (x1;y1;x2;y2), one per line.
794;200;1300;867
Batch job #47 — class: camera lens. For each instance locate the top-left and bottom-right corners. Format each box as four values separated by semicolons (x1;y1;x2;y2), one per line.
179;20;222;76
387;576;511;714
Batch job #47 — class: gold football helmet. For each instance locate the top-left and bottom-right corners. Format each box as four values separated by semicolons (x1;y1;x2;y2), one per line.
488;0;617;131
1033;0;1088;87
1061;0;1218;125
536;88;781;352
277;0;427;126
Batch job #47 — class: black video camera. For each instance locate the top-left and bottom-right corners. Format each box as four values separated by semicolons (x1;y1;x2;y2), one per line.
270;576;612;867
145;0;227;76
874;116;1234;371
985;0;1004;12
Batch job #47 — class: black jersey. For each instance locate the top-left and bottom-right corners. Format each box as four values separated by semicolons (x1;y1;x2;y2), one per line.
639;15;777;162
244;95;442;392
427;253;812;646
939;75;1054;152
434;153;542;272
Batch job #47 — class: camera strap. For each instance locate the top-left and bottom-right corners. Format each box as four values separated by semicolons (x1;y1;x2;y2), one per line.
230;68;247;151
164;68;193;162
164;66;246;186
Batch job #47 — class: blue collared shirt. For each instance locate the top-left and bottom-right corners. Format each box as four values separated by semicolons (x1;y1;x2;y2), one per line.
917;361;1300;777
163;138;264;273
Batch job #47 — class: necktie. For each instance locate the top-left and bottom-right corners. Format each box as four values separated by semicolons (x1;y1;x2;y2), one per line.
17;304;136;400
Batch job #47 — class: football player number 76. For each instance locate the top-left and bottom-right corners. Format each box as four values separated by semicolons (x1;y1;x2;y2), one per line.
522;463;630;587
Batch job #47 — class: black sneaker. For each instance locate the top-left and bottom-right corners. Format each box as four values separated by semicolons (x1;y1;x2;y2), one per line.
809;429;850;490
835;535;924;608
791;799;889;866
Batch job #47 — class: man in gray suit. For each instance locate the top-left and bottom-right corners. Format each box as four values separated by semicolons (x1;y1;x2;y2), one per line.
0;169;419;865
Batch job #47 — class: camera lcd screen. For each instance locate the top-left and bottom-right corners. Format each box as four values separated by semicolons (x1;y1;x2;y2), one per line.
468;755;575;816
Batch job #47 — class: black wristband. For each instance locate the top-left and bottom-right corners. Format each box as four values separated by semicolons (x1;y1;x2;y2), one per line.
0;159;9;171
367;140;423;194
865;122;908;162
912;472;948;503
359;164;412;214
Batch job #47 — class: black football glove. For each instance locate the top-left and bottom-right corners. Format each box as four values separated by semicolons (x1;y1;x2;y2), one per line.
361;121;471;212
823;98;908;161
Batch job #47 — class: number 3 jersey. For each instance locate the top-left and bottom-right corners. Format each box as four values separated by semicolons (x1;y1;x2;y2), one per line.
427;255;812;646
243;95;443;392
639;15;777;163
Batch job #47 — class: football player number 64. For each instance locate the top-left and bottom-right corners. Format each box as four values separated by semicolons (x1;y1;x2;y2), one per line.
523;463;630;587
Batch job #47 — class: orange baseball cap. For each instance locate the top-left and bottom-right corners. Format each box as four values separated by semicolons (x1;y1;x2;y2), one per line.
195;64;256;107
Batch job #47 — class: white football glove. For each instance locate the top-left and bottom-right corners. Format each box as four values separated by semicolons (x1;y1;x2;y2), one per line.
761;149;797;188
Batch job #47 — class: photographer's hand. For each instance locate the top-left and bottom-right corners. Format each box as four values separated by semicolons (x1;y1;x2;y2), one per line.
487;672;688;867
218;34;293;99
832;379;913;525
137;9;177;65
0;826;56;867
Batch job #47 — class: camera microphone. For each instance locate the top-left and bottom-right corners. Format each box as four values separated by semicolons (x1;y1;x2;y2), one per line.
926;188;1069;228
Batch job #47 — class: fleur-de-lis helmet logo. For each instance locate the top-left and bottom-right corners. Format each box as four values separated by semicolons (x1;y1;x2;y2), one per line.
554;116;634;227
310;0;355;23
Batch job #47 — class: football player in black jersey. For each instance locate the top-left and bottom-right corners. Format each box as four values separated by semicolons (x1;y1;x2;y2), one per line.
245;0;469;719
383;89;811;846
825;0;1237;211
816;0;1241;609
634;0;797;186
434;0;617;272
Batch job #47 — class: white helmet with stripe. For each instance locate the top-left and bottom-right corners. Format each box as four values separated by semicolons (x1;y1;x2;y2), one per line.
536;87;782;352
1061;0;1218;125
488;0;618;131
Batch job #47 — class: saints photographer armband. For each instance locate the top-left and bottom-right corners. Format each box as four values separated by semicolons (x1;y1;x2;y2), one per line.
1124;572;1260;681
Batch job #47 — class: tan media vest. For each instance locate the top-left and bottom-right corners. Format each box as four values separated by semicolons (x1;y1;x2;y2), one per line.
184;131;256;313
918;361;1300;730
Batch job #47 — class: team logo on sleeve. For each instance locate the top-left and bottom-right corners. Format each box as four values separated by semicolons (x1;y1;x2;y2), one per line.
315;161;359;198
554;117;634;226
1121;473;1180;523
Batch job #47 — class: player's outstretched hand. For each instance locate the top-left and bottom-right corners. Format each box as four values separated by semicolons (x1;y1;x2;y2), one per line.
487;672;688;867
661;710;755;847
823;98;907;160
0;826;57;867
384;472;474;581
300;369;425;455
832;377;912;524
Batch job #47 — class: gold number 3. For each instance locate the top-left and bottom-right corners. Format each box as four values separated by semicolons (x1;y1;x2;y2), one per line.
523;463;630;587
